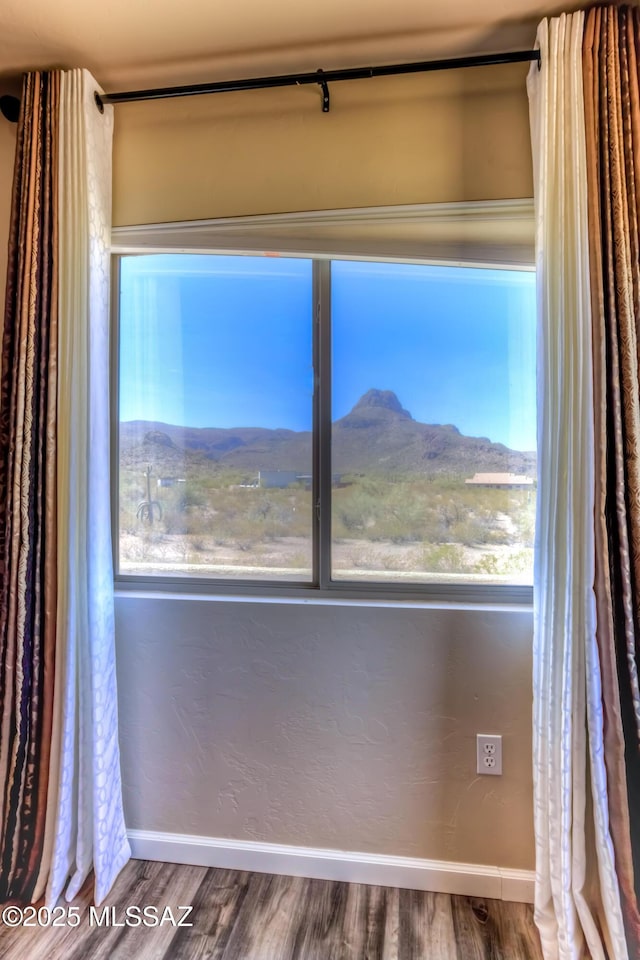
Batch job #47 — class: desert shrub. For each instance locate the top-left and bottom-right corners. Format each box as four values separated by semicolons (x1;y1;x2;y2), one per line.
508;549;533;574
334;489;377;534
177;487;206;511
473;553;502;576
473;548;533;578
422;543;466;573
448;517;511;546
448;519;488;546
346;546;421;571
512;508;536;547
160;510;184;535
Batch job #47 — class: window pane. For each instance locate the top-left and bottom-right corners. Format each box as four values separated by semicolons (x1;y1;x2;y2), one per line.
331;260;536;585
118;254;313;580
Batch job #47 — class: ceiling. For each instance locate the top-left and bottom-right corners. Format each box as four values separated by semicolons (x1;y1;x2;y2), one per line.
0;0;589;92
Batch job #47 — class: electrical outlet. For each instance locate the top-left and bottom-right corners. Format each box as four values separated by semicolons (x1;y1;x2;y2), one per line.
476;734;502;775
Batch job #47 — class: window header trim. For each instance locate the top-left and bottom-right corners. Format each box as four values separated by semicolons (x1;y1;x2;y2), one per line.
111;199;535;268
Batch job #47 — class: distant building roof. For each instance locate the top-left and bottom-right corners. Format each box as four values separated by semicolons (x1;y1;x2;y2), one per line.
465;472;535;487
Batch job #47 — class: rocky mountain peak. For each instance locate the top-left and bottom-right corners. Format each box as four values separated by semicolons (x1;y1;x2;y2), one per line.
144;430;175;448
341;389;413;426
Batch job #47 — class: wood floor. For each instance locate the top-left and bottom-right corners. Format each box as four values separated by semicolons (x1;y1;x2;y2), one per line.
0;859;543;959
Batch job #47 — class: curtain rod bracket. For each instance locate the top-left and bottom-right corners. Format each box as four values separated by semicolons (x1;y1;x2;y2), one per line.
316;70;330;113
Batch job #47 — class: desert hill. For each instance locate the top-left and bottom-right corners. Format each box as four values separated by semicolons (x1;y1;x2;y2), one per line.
119;389;535;478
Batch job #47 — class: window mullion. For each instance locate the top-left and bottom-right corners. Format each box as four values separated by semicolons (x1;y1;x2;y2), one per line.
313;259;332;589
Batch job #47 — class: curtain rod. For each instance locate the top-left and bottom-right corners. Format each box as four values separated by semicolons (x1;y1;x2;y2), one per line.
0;49;540;122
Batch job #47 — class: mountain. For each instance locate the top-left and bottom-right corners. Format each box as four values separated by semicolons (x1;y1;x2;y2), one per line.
119;390;535;477
331;390;533;475
337;388;414;428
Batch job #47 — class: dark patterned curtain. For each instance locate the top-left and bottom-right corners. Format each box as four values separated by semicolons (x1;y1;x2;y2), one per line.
0;72;60;903
584;5;640;956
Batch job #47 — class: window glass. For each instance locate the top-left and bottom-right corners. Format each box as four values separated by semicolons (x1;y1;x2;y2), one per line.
118;254;313;580
331;260;536;584
117;252;536;590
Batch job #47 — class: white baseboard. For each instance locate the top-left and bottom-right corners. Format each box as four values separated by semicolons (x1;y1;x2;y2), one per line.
127;829;534;903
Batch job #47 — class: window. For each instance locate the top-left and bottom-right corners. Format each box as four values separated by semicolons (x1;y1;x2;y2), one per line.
113;204;536;600
118;254;314;582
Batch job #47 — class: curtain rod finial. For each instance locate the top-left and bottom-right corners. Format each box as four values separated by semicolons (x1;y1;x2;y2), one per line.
0;95;20;123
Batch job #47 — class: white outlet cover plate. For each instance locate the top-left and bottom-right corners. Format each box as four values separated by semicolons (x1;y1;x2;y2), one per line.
477;734;502;775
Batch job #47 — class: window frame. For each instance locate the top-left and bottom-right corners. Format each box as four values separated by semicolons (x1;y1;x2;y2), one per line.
111;201;535;605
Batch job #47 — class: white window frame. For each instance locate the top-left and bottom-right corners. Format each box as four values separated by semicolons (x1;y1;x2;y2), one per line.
111;200;535;605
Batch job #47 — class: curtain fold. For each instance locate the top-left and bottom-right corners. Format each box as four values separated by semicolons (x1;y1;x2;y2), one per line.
0;71;60;904
528;13;628;960
0;68;130;907
584;6;640;956
47;68;130;907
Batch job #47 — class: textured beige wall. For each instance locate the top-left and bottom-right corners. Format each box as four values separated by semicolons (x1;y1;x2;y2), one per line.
116;598;535;869
113;62;533;225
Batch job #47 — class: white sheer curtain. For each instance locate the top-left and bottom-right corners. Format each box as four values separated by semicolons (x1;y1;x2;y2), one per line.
528;14;627;960
43;69;130;906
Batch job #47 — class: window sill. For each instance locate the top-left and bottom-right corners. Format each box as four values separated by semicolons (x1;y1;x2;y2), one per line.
114;577;533;613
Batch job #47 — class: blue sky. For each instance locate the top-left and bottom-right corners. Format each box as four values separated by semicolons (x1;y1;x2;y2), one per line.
120;253;536;451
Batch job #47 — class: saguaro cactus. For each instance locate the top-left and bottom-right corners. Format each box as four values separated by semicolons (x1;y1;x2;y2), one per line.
136;464;163;523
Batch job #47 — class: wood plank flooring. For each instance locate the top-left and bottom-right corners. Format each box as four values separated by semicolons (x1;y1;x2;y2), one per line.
0;859;543;959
